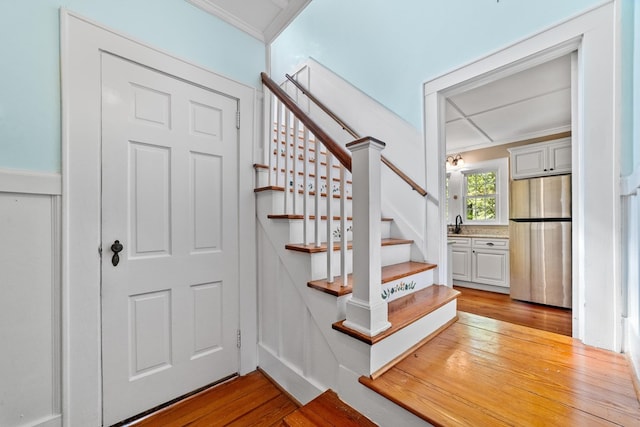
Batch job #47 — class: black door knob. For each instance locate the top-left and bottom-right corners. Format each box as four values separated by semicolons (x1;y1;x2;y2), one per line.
111;240;123;266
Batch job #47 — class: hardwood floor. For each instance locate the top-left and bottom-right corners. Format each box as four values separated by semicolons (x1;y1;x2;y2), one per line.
124;290;634;427
126;370;376;427
128;371;298;427
361;312;640;426
454;285;572;336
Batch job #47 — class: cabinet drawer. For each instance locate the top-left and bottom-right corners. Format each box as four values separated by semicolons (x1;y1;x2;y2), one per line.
472;238;509;250
448;237;471;247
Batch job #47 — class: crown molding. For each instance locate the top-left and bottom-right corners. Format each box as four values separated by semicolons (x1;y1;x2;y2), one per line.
186;0;266;42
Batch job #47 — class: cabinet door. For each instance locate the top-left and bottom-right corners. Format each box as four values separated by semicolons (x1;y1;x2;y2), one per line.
511;147;546;179
451;247;471;282
472;248;509;287
547;140;572;174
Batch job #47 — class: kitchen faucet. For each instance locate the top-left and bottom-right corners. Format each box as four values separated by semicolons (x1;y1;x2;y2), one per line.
454;214;463;234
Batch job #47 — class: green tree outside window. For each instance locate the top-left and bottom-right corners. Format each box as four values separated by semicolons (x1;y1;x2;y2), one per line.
464;171;497;221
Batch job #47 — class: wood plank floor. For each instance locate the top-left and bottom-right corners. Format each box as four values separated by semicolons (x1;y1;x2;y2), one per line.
128;371;299;427
361;312;640;426
454;285;572;336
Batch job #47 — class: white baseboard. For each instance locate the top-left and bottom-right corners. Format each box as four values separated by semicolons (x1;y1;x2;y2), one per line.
625;319;640;386
453;280;510;294
24;414;62;427
258;343;324;404
0;168;61;195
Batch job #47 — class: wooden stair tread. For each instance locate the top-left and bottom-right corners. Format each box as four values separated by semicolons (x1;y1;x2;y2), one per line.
332;285;460;345
285;238;412;254
308;261;436;296
268;214;392;221
282;390;376;427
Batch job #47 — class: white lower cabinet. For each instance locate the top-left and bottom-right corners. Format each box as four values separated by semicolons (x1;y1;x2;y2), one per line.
450;237;509;288
449;237;471;282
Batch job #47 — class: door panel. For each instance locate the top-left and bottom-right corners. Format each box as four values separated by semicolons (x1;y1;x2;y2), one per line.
101;53;239;425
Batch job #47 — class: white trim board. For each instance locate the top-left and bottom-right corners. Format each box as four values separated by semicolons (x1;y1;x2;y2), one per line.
0;168;61;195
61;10;257;426
424;1;620;351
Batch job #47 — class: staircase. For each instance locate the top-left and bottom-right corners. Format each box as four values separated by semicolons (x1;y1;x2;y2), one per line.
256;72;459;425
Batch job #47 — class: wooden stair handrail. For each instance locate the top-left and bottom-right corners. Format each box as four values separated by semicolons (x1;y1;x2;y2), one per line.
285;74;427;197
261;72;352;172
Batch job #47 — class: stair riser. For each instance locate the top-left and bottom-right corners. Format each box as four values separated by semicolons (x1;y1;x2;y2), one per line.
370;300;457;374
285;219;390;243
260;189;353;217
307;243;411;280
381;269;433;303
258;167;351;194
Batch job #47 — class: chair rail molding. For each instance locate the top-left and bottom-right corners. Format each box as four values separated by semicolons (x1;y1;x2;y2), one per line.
0;168;61;195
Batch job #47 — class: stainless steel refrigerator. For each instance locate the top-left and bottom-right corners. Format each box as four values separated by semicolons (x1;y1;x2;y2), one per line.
509;175;572;308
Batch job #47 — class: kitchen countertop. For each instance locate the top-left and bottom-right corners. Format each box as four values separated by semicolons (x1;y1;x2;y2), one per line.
448;234;509;239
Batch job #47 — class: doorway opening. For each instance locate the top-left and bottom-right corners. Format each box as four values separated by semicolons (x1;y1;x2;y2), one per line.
442;53;575;336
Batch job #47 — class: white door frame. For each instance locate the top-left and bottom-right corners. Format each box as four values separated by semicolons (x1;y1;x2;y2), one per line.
61;10;258;426
424;2;620;351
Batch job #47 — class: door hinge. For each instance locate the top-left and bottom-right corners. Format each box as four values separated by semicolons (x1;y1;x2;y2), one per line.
237;330;241;348
236;111;240;129
98;244;103;257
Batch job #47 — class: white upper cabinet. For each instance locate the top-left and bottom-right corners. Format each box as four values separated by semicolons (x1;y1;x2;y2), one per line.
508;138;571;179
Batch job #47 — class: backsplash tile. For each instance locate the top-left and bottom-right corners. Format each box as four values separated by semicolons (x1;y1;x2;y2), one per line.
448;225;508;237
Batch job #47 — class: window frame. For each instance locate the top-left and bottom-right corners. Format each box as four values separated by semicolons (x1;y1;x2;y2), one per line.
456;158;509;225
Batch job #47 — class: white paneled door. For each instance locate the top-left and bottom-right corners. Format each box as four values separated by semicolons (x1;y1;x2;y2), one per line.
101;53;239;425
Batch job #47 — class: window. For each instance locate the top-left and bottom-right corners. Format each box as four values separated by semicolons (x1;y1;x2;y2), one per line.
464;170;497;221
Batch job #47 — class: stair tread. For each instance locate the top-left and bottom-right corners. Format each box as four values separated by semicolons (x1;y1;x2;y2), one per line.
308;261;436;296
332;285;460;345
282;390;376;427
285;238;412;254
268;214;392;221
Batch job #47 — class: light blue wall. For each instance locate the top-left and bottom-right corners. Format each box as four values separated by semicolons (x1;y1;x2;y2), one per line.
634;0;640;173
271;0;606;130
621;0;636;176
0;0;265;173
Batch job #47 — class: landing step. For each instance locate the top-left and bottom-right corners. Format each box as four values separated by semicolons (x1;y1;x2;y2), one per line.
308;261;436;297
285;238;412;254
268;214;393;221
332;285;460;345
281;390;376;427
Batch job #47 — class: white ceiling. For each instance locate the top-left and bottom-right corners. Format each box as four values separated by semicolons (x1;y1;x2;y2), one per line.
446;54;572;153
186;0;311;43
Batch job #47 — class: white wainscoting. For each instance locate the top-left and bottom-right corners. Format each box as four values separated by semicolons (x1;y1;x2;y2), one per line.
0;168;61;427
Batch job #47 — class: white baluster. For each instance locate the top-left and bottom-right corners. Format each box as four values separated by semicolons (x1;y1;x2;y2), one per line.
292;118;300;215
267;94;275;186
303;127;310;245
340;166;348;287
343;137;390;336
326;154;334;283
283;110;291;214
314;140;321;248
275;101;282;187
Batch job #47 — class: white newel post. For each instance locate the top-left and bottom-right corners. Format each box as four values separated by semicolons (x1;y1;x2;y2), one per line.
343;137;391;336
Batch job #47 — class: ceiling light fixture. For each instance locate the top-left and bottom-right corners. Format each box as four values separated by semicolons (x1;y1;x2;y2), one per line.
446;154;464;168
